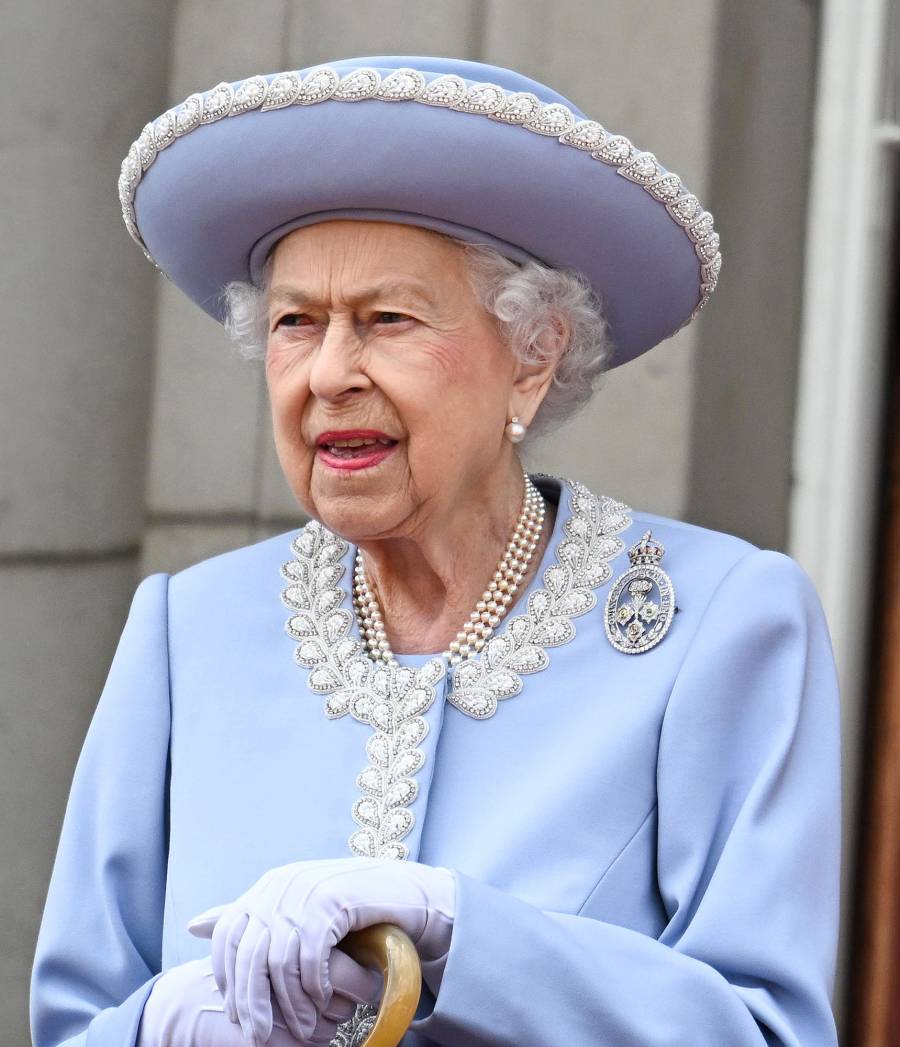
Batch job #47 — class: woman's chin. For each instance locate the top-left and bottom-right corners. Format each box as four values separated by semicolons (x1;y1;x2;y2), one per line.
303;444;395;504
315;509;399;543
307;481;407;542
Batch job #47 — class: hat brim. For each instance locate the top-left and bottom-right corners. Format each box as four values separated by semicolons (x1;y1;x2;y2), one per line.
121;56;720;367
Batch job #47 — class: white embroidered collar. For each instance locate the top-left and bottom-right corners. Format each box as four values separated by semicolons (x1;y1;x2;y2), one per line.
280;477;630;861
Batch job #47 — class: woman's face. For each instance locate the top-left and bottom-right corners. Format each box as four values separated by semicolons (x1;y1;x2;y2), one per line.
265;220;527;541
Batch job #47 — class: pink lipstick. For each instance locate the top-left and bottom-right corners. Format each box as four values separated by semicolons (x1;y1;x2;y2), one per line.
315;429;398;472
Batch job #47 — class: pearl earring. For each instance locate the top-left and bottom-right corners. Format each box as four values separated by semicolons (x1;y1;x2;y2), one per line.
505;416;527;444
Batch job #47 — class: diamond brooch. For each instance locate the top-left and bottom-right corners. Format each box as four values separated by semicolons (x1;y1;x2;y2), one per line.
604;530;676;654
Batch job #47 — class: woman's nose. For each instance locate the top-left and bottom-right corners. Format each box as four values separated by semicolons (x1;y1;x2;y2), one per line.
307;320;371;402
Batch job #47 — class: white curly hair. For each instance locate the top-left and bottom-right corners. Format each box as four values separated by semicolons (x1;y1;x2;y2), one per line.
222;234;614;436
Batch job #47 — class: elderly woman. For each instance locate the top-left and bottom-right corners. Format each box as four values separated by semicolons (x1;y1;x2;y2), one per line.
31;56;840;1046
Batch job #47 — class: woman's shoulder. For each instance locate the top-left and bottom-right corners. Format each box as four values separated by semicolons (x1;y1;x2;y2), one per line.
618;502;826;639
625;505;809;585
154;526;305;605
628;507;758;560
567;478;822;629
564;475;759;579
554;475;754;555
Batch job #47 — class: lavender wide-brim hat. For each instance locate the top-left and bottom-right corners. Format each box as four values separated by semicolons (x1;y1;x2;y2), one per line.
118;55;721;368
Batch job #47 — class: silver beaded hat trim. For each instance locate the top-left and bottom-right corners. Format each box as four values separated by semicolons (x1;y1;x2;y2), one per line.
118;66;721;321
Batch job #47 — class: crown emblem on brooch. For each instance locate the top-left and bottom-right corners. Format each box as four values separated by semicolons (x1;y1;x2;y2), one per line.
605;530;676;654
627;531;665;566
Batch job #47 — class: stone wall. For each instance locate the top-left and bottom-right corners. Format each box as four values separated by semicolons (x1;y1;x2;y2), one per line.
0;0;176;1037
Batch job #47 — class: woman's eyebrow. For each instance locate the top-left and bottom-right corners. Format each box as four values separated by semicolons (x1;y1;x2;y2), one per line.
268;281;438;309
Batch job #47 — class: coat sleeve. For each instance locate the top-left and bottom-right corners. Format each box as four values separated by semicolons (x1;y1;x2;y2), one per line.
30;574;172;1047
413;550;841;1046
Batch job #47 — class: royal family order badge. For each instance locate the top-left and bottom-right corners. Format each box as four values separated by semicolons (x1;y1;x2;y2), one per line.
605;530;676;654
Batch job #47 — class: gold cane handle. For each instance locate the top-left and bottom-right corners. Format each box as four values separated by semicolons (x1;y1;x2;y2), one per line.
340;924;421;1047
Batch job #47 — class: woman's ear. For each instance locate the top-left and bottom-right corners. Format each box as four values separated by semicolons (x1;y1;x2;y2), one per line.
510;315;570;426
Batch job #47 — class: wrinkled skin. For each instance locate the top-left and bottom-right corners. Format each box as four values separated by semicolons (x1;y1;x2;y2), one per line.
265;220;560;655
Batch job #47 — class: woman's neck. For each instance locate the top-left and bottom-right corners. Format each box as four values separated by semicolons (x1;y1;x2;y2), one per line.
355;465;556;656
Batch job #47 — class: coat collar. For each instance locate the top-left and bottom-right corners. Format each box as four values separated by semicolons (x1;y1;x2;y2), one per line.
278;476;631;865
281;476;631;721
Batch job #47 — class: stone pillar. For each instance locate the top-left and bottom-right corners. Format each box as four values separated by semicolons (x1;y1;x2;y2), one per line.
0;0;175;1037
687;0;819;549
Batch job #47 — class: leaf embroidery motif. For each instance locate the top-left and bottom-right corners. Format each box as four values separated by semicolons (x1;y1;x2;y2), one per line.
448;480;631;718
280;479;632;866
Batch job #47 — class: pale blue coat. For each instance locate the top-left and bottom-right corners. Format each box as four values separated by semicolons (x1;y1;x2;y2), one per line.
31;477;841;1045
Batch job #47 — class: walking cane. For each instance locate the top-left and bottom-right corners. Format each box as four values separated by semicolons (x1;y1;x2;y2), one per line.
341;924;422;1047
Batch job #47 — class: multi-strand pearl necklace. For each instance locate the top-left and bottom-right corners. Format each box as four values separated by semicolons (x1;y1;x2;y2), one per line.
353;474;546;668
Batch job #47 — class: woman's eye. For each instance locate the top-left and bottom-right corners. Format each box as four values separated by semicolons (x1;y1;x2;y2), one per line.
274;313;314;330
375;311;410;325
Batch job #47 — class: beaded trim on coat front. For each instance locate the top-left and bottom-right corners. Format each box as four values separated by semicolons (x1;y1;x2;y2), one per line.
119;66;721;321
280;478;630;864
280;478;628;1047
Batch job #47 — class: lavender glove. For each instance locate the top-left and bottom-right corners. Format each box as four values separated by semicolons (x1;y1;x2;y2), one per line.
188;857;455;1045
137;956;304;1046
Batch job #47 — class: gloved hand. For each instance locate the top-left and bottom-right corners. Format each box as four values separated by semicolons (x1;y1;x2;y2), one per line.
188;857;456;1045
137;955;307;1046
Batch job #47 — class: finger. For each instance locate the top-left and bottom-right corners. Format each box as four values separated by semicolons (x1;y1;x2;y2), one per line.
322;993;356;1024
268;927;317;1041
211;910;249;1023
329;949;383;1006
271;996;289;1032
233;917;273;1044
210;908;243;997
298;914;349;1012
187;903;229;939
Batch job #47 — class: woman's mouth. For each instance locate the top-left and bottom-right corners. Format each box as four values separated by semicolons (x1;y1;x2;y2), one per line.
315;431;398;472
